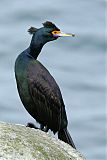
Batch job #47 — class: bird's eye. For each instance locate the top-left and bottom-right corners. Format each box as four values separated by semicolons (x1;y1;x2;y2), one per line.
52;30;60;35
52;31;57;34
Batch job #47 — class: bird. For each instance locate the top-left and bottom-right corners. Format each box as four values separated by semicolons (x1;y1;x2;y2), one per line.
15;21;76;149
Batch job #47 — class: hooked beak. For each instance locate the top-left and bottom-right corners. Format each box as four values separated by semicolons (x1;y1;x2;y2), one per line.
52;30;75;38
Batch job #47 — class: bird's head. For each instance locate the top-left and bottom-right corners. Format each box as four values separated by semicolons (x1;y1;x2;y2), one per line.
28;21;75;44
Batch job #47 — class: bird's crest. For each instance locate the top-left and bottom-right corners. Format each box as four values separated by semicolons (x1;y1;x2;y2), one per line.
28;21;60;34
43;21;60;30
28;27;38;34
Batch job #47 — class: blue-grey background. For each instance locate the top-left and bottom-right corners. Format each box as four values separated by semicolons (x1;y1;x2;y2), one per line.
0;0;106;159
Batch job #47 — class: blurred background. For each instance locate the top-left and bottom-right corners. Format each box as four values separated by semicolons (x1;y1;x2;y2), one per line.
0;0;106;159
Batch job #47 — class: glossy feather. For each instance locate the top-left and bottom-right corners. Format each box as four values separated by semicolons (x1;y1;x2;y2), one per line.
15;21;76;148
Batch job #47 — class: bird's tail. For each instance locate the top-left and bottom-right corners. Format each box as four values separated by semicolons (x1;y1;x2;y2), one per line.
58;128;76;149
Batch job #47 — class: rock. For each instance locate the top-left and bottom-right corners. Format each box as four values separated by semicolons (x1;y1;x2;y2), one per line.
0;122;86;160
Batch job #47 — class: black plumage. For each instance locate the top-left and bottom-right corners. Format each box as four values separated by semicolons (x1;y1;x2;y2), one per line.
15;21;76;148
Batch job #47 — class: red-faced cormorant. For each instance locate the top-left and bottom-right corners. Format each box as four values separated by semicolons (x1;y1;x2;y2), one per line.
15;21;76;148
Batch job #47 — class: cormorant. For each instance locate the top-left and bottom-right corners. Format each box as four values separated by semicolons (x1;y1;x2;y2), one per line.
15;21;76;149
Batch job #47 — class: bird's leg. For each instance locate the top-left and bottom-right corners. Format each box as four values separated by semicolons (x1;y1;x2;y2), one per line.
40;124;49;132
43;125;49;132
27;123;49;132
40;124;44;130
26;122;38;129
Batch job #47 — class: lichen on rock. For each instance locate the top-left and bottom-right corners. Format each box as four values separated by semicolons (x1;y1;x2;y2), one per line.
0;122;86;160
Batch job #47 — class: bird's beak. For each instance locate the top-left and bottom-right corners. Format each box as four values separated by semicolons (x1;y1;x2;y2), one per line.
52;30;75;37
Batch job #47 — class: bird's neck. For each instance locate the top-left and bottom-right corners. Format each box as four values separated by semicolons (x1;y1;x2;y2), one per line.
29;35;45;59
29;44;43;59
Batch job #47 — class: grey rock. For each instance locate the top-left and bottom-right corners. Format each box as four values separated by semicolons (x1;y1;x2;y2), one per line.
0;122;86;160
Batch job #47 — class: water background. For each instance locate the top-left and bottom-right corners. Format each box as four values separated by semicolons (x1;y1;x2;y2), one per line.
0;0;106;159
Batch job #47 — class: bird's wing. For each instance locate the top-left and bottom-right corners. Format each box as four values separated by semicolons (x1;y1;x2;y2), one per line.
27;60;64;132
